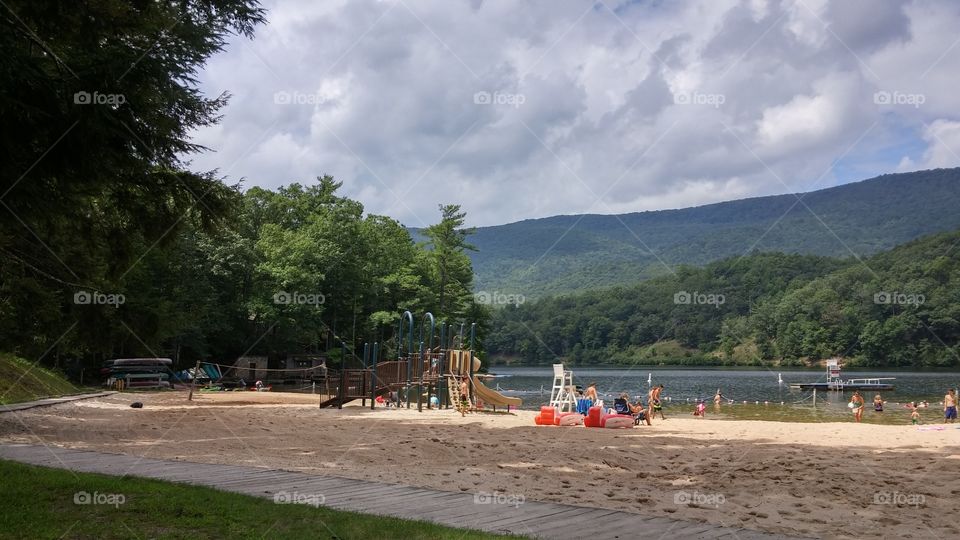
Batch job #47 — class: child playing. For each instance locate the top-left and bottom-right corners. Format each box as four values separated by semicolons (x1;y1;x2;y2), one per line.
910;402;921;425
693;400;706;417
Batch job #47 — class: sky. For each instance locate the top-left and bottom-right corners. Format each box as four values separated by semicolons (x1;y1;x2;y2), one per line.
189;0;960;228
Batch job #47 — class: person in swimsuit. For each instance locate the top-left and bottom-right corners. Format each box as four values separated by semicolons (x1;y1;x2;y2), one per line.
629;398;652;426
910;403;921;425
873;394;883;412
944;389;957;423
651;385;665;420
851;391;864;422
584;383;599;405
458;377;471;416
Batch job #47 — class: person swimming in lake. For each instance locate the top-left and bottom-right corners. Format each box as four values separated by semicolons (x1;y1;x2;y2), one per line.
851;391;865;422
873;394;883;412
713;389;724;412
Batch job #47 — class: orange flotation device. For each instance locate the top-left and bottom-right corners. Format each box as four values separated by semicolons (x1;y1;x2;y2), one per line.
584;406;603;427
534;406;557;425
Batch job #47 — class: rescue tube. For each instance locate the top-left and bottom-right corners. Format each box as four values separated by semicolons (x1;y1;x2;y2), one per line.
600;414;634;429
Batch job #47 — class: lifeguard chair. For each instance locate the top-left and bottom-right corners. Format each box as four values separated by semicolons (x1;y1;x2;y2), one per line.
548;363;577;412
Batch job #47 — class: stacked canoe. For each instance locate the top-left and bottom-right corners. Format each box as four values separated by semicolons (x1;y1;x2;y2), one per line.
102;358;173;389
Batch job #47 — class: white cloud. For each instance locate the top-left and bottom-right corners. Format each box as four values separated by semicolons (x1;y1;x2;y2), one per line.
188;0;960;226
898;120;960;171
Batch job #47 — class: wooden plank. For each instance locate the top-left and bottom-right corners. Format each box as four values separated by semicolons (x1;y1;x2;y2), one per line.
0;392;114;413
484;505;605;531
0;444;802;540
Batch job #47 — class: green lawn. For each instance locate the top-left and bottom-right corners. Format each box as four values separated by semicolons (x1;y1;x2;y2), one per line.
0;352;86;405
0;460;519;539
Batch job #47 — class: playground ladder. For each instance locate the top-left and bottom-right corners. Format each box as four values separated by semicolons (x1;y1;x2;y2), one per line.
446;375;471;415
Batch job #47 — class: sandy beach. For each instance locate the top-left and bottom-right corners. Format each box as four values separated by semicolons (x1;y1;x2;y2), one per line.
2;390;959;539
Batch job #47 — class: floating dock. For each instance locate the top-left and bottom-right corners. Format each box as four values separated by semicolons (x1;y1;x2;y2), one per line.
788;359;895;391
791;380;895;391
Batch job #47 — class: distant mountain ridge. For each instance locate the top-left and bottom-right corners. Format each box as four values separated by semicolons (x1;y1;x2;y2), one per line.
443;168;960;298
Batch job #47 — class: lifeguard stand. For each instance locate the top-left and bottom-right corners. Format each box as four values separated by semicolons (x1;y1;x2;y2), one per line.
548;363;577;412
826;358;842;390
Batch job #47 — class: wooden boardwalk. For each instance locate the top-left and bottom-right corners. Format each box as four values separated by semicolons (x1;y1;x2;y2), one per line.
0;392;114;413
0;444;806;539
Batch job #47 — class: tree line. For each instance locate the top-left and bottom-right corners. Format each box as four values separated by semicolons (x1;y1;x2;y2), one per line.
487;231;960;368
0;0;483;375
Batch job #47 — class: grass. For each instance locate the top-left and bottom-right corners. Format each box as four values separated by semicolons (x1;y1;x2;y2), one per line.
0;352;84;405
0;460;518;539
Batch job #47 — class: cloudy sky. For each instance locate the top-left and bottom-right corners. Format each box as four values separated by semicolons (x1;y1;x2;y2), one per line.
190;0;960;227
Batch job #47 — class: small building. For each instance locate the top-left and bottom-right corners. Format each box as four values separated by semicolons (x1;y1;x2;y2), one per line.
232;356;268;381
280;354;327;379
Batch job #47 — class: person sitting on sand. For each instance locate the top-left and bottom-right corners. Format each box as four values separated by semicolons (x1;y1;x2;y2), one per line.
614;393;630;413
629;399;652;426
873;394;883;413
584;383;598;404
851;391;865;422
944;389;957;423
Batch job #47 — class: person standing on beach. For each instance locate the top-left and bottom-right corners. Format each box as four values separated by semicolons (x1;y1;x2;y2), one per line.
944;389;957;423
459;377;471;415
851;391;864;422
649;384;665;420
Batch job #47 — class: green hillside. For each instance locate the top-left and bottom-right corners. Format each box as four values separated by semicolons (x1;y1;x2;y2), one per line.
459;168;960;298
488;229;960;368
0;353;81;404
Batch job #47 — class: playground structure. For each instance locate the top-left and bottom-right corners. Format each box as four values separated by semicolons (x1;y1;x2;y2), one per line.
312;311;521;412
171;310;521;412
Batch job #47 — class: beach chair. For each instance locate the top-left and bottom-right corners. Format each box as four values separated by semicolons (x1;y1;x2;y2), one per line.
614;397;647;425
613;398;631;415
548;364;577;413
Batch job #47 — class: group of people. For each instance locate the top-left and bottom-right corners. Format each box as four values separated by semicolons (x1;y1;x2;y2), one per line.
579;382;666;425
848;389;956;424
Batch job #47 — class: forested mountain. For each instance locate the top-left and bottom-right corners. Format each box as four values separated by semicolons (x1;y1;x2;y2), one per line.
458;169;960;298
488;229;960;368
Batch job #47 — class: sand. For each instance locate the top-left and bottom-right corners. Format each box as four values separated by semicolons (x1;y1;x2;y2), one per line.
2;390;959;539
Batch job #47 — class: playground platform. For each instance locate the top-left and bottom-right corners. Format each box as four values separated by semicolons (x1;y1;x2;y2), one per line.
0;443;802;539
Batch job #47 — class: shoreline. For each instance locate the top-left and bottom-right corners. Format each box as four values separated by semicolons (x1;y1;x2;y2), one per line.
2;390;959;538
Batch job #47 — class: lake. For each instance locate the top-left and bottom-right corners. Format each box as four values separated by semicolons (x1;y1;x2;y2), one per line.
486;366;960;424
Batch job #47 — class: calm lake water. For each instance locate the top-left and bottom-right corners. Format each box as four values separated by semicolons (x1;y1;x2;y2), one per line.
486;366;960;424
